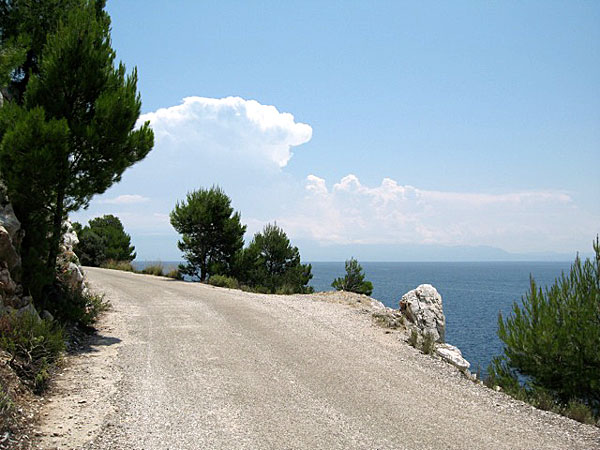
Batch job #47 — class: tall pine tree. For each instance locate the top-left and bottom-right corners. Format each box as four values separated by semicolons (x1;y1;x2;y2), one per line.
0;0;153;304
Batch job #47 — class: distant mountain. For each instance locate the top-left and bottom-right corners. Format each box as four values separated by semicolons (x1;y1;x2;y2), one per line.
295;241;581;262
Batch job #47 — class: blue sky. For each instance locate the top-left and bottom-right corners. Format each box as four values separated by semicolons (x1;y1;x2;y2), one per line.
72;1;600;261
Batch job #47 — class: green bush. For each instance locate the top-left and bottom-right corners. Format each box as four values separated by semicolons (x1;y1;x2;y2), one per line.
0;313;64;393
488;237;600;421
208;275;239;289
101;259;134;272
141;263;164;276
331;258;373;296
565;400;596;425
408;329;419;348
166;268;183;280
422;332;436;355
50;286;110;328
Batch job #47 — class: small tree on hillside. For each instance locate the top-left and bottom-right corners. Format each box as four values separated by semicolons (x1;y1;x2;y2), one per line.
239;223;313;293
488;237;600;413
170;186;246;282
332;258;373;296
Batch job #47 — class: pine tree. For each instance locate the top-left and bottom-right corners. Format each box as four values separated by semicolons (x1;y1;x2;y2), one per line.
0;0;153;303
489;237;600;412
331;258;373;296
239;223;313;294
170;186;246;282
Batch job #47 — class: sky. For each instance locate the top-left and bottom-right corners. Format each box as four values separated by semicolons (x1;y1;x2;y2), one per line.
71;0;600;261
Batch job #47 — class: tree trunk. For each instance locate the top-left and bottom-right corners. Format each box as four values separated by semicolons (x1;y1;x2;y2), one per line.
47;186;65;271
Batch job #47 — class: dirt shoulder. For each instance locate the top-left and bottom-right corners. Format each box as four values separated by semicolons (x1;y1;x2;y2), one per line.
32;297;126;449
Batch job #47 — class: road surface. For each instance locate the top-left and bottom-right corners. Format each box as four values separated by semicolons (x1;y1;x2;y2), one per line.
37;267;600;449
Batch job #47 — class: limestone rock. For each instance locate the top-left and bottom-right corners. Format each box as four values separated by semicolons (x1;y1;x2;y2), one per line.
60;262;85;292
0;183;22;244
399;284;445;342
0;226;20;273
17;303;41;323
436;343;471;372
41;310;54;321
0;266;17;297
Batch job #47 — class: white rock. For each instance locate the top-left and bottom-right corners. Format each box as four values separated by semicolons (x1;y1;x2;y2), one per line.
436;343;471;371
399;284;445;342
61;220;79;250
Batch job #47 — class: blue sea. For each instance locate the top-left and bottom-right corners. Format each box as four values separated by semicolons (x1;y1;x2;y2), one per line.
134;260;572;376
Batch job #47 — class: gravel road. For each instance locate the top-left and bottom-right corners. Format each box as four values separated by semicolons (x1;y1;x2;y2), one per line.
38;267;600;449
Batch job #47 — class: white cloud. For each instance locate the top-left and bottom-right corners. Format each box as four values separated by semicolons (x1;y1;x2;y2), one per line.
99;194;150;205
277;174;596;253
138;96;312;169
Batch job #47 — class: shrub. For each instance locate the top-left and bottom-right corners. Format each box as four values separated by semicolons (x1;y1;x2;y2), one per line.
49;286;110;328
422;332;436;355
0;313;64;393
141;263;164;276
166;268;183;280
275;284;296;295
331;258;373;296
565;400;595;425
408;329;419;348
101;259;134;272
208;275;239;289
489;237;600;421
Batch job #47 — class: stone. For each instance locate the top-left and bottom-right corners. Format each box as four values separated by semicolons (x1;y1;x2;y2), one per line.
0;226;20;273
61;262;84;292
41;310;54;321
60;221;79;251
399;284;445;342
17;303;41;323
0;182;22;244
0;266;17;297
435;343;471;372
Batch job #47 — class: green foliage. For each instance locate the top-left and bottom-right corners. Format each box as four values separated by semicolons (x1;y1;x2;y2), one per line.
0;0;153;306
74;215;135;266
237;223;313;294
100;259;134;272
0;312;64;393
166;268;183;280
208;274;239;290
331;258;373;296
422;332;436;355
489;237;600;418
170;186;246;282
73;226;105;266
408;329;419;348
141;263;164;276
48;285;109;328
565;400;596;425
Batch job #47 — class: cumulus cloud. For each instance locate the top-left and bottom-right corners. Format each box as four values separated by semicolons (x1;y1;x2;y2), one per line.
138;96;312;169
99;194;150;205
278;174;594;253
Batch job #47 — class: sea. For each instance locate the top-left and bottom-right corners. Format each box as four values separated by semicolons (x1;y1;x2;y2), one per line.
133;260;572;377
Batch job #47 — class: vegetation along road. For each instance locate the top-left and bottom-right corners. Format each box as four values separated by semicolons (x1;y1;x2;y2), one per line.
37;268;600;449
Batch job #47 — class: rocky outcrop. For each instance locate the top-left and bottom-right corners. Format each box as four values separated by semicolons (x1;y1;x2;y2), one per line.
399;284;445;342
435;343;471;372
0;181;39;321
56;220;86;293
